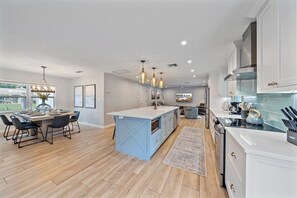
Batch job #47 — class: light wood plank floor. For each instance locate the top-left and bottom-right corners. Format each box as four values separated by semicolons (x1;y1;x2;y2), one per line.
0;117;228;198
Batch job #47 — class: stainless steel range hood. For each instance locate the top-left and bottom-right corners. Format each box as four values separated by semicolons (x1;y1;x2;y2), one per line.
225;22;257;81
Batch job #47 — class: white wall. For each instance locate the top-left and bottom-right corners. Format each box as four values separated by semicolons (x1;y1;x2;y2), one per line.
208;69;228;109
104;73;145;126
0;68;72;130
71;72;105;127
162;86;206;106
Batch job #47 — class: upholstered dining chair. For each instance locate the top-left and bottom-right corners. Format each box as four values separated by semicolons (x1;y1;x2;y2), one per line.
45;115;70;144
0;114;14;140
69;111;80;134
10;116;44;148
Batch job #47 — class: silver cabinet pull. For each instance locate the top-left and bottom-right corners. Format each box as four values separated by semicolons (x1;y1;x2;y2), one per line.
268;82;278;86
231;152;236;159
230;184;235;193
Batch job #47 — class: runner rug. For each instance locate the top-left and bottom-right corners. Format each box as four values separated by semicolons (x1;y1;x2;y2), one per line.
163;127;207;176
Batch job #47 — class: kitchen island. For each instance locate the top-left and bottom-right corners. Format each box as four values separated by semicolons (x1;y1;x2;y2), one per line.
108;106;179;160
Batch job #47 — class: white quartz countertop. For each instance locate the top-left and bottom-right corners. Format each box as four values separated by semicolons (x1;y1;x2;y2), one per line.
107;106;179;120
226;127;297;162
210;108;241;118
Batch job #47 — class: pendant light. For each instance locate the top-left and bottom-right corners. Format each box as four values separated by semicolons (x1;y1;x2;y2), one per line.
151;67;158;87
31;66;55;93
159;72;164;88
139;60;148;84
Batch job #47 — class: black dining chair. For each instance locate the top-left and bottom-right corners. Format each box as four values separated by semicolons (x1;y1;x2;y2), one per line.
45;115;70;144
69;111;80;133
10;116;44;148
0;114;14;140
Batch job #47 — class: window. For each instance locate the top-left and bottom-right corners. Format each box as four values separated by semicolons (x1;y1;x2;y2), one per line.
0;83;27;111
0;82;56;112
31;92;55;109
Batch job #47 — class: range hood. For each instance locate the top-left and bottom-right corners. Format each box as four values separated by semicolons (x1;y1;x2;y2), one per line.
224;22;257;81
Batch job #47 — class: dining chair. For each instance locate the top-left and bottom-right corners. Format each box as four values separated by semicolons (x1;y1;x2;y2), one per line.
69;111;80;133
10;116;44;148
0;114;14;140
45;115;70;144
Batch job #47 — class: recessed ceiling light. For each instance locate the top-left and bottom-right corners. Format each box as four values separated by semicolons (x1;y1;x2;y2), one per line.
75;70;83;73
190;69;194;72
187;60;192;64
181;40;187;46
136;76;139;79
193;75;196;78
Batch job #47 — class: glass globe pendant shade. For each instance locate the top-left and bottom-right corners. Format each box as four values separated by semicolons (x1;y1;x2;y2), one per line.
151;74;158;87
159;78;164;88
138;60;148;84
139;68;147;84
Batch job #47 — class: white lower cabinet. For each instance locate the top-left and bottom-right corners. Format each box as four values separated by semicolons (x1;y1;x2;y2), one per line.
226;130;297;198
209;111;216;142
161;112;174;141
226;133;246;198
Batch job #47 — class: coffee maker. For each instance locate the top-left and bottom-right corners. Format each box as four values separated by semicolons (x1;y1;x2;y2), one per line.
229;102;242;115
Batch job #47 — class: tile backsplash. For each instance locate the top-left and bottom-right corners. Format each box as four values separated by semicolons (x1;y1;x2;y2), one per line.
243;94;297;131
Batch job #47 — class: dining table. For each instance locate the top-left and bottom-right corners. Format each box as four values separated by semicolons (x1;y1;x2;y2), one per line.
14;112;74;136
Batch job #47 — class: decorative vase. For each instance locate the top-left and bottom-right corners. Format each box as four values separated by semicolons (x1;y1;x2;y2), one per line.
36;99;51;114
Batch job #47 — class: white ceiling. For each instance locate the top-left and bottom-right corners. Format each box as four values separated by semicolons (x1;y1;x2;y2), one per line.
0;0;258;87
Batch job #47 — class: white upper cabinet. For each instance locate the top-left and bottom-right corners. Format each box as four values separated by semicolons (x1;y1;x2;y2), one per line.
257;0;297;92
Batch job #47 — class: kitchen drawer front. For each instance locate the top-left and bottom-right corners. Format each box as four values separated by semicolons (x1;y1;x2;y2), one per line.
226;133;246;182
150;129;162;155
226;157;245;198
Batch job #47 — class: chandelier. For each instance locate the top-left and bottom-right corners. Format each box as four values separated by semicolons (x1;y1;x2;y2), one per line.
31;66;55;93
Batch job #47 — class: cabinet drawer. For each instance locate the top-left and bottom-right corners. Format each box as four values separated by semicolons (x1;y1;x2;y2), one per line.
226;157;245;198
150;129;162;155
226;134;246;181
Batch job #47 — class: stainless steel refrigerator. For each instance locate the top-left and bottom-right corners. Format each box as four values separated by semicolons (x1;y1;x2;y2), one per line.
205;87;210;129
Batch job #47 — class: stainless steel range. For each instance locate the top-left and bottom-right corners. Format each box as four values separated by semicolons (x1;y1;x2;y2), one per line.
213;117;284;187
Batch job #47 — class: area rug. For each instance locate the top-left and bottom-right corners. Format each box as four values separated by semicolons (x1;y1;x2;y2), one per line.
163;127;207;177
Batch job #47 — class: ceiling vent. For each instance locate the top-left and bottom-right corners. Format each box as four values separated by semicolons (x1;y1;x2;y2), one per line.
168;63;178;67
112;69;130;74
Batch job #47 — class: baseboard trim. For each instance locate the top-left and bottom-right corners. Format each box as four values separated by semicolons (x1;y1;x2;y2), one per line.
104;123;115;128
79;122;115;129
79;122;104;128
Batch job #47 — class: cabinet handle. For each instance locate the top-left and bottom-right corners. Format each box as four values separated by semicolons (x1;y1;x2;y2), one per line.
230;184;235;193
231;152;236;159
268;82;278;86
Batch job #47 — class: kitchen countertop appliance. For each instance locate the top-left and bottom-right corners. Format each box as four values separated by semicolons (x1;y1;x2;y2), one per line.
213;116;284;187
229;102;241;115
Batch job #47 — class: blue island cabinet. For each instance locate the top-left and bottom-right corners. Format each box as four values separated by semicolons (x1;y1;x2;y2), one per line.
113;108;177;160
